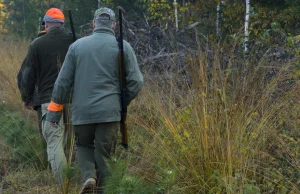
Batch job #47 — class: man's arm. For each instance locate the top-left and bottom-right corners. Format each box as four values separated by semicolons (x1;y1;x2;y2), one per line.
51;45;75;104
17;57;32;109
124;43;144;105
20;45;38;105
17;57;25;91
46;45;76;123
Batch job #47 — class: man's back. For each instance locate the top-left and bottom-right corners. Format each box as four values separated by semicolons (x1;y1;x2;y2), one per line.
70;27;120;124
51;26;143;125
19;7;77;185
22;26;74;104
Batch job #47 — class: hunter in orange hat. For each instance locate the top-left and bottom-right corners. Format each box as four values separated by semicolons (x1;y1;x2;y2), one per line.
18;7;79;185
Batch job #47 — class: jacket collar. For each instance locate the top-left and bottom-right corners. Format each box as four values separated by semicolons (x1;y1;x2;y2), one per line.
93;27;115;36
47;26;65;33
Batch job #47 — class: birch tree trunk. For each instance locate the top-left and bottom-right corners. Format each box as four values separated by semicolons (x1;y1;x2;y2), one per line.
174;0;178;31
244;0;250;53
216;1;225;40
98;0;101;8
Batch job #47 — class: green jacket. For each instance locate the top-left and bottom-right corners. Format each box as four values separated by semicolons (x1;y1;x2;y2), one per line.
18;27;75;106
49;27;144;125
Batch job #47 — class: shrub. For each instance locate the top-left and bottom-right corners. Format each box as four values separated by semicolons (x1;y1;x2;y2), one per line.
0;103;46;168
124;42;300;193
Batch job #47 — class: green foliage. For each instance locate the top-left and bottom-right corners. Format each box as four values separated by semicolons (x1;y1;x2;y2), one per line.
207;170;262;194
2;0;36;37
0;103;46;168
253;0;286;7
223;2;245;35
104;158;155;194
100;0;147;11
285;0;300;7
1;0;300;39
148;0;172;24
104;158;180;194
63;0;97;32
155;168;178;193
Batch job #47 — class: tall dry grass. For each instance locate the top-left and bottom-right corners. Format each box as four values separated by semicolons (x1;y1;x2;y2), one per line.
0;38;300;193
0;39;28;110
127;44;300;193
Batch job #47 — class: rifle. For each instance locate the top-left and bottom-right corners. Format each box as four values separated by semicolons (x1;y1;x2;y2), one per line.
117;6;128;150
68;9;77;42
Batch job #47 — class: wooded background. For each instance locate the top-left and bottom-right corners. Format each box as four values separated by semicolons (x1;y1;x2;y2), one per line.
0;0;300;40
1;1;300;193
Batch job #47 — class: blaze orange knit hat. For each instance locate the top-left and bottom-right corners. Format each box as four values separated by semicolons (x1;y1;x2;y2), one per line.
43;8;65;23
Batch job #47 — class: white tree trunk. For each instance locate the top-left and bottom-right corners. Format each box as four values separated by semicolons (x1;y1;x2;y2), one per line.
174;0;178;31
244;0;250;53
98;0;101;8
216;1;225;40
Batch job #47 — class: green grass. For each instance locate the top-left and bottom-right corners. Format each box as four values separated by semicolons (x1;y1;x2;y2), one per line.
0;103;46;168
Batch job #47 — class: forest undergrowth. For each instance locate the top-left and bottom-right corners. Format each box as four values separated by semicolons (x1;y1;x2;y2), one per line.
0;34;300;194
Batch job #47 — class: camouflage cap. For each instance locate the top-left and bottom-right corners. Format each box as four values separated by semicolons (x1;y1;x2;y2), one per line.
94;7;116;21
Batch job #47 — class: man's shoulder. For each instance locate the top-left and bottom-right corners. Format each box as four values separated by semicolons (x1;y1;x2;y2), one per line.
123;40;135;53
123;40;131;46
72;35;94;46
31;32;51;43
30;36;44;47
65;28;82;40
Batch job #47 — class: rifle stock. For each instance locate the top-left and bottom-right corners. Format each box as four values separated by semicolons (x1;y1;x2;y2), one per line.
118;7;128;150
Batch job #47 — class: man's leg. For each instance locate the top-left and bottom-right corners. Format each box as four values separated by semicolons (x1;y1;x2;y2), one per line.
73;124;97;182
94;122;118;188
41;103;67;183
63;104;75;161
36;106;47;165
36;106;43;138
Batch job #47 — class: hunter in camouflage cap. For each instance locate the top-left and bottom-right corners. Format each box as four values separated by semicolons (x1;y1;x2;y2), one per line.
94;7;116;21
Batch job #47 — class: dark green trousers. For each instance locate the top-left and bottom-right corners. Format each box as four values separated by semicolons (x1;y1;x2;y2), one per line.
73;122;118;188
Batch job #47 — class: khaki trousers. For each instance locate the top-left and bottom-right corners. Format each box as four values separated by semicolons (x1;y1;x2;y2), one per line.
41;103;67;184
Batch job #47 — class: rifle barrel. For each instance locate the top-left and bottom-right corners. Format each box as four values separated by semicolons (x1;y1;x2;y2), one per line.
118;7;128;150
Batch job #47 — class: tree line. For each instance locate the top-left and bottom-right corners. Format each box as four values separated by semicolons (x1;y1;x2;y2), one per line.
0;0;299;41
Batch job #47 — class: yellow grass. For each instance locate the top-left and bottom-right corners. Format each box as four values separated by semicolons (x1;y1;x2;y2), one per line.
0;39;300;193
128;46;300;193
0;39;27;108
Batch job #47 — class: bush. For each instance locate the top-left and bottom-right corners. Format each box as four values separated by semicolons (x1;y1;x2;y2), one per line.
123;41;300;193
0;103;46;168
